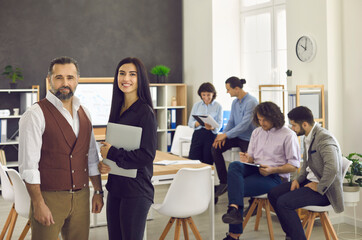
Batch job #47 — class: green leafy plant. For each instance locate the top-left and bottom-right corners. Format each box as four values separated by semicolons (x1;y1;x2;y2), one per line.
150;65;170;77
2;65;24;83
345;153;362;187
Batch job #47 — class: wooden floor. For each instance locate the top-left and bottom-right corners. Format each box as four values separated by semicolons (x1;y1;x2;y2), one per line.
1;184;360;240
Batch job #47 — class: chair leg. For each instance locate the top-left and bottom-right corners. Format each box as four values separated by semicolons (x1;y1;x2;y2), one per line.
0;204;15;240
18;220;31;240
186;217;202;240
254;199;264;231
301;212;310;229
160;217;176;240
320;212;338;240
263;200;275;240
305;212;317;240
5;209;18;240
243;198;259;229
181;219;189;240
174;219;182;240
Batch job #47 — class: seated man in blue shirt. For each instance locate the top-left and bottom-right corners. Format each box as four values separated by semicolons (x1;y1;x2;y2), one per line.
212;77;258;197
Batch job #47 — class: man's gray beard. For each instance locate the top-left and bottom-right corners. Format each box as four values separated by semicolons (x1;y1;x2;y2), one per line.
54;87;74;100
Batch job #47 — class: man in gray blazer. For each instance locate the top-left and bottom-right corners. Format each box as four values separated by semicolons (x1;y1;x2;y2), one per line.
268;106;343;240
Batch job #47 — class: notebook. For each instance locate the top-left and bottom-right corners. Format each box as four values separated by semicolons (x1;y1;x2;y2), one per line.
102;123;142;178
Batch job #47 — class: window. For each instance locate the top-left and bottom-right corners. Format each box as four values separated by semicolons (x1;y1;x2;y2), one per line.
240;0;287;110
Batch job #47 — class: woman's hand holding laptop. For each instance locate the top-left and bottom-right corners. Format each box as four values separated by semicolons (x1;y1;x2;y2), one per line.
98;141;112;174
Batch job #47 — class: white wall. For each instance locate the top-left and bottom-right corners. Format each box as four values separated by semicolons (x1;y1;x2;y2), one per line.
287;0;362;226
326;0;343;144
286;0;328;91
183;0;213;117
183;0;240;115
212;0;241;111
341;0;362;224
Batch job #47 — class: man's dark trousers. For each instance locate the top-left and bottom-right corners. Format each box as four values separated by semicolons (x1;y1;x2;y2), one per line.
211;137;249;184
268;180;330;240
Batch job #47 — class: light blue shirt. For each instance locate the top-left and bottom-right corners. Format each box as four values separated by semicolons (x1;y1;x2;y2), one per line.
223;93;258;141
188;100;223;134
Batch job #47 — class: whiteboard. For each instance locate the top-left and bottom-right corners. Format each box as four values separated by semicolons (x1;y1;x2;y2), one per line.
75;83;113;126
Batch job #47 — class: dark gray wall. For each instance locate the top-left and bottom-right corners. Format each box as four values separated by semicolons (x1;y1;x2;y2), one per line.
0;0;183;98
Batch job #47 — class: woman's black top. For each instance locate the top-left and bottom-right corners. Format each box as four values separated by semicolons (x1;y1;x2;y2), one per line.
105;99;157;202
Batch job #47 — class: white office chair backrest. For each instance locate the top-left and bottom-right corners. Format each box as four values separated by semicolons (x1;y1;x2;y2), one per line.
170;125;194;157
6;169;31;218
0;162;14;202
342;156;352;179
160;166;212;218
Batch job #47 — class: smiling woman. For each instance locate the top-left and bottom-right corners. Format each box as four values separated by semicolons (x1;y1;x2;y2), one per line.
98;57;157;240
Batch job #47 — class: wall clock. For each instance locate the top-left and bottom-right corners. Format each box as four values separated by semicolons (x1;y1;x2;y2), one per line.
296;35;316;62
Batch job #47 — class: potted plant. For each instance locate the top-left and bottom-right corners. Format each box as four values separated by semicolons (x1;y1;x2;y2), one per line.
2;65;24;89
150;65;170;83
343;153;362;206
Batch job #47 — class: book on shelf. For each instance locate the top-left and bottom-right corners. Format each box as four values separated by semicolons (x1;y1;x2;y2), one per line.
169;109;176;129
167;131;172;152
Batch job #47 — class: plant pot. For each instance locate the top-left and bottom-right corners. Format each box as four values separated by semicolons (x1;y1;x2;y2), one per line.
9;82;17;89
343;183;360;207
157;75;166;83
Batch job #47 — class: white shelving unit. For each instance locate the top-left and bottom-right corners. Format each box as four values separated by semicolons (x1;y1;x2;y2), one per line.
151;84;187;152
0;86;39;167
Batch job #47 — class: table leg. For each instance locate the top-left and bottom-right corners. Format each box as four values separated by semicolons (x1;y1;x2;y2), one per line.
209;174;215;240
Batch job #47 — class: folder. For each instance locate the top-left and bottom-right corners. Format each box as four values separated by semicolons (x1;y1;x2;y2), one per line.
167;131;172;152
192;115;219;129
170;109;176;129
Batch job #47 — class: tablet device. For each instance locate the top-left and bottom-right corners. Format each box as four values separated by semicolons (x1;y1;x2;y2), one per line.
242;162;261;168
192;115;219;129
102;123;142;178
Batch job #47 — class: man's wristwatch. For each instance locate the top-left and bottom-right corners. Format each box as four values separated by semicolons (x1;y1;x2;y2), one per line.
94;190;104;197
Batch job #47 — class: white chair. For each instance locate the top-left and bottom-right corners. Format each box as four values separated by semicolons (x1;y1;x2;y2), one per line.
301;156;352;240
243;193;275;240
152;166;212;240
170;125;194;157
0;160;17;240
6;169;31;240
223;147;241;162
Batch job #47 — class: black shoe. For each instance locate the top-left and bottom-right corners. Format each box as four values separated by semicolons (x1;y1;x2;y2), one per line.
215;184;228;197
215;197;219;204
223;233;239;240
222;206;243;225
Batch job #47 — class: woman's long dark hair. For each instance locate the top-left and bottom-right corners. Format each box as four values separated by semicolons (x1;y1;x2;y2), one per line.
108;57;153;123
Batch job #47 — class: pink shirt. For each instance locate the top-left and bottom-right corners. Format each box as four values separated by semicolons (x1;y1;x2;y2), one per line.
248;126;301;179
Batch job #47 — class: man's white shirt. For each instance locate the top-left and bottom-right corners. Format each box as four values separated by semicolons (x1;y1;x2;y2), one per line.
19;91;100;184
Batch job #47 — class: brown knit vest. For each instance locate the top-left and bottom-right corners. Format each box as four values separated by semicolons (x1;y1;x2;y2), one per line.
37;99;92;191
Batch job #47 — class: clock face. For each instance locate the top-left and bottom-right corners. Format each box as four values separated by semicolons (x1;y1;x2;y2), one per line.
296;36;316;62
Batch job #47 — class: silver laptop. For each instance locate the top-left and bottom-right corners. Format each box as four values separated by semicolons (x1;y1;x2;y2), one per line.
102;123;142;178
